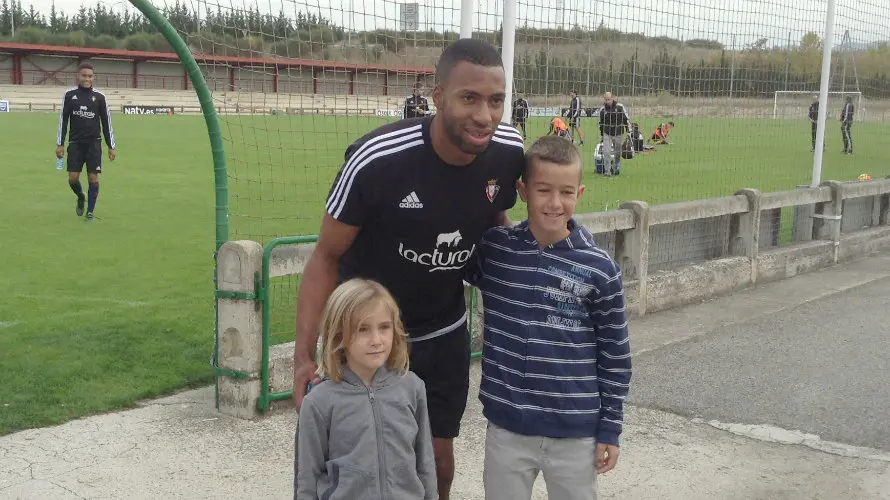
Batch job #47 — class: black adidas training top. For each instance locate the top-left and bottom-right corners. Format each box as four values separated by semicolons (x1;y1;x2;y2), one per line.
325;115;525;340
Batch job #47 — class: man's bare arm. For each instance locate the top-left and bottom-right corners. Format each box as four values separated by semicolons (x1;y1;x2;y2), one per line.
294;214;359;363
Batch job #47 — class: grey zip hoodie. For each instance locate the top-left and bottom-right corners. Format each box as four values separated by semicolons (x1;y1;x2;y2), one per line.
294;364;438;500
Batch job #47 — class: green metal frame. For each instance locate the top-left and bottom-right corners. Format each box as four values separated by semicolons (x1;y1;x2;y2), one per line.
255;235;482;411
127;0;230;408
257;235;318;411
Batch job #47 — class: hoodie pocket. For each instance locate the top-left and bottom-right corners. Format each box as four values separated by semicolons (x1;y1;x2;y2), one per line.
389;462;425;499
319;462;377;500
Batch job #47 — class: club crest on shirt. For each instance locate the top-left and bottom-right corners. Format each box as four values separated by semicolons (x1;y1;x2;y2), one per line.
485;178;500;203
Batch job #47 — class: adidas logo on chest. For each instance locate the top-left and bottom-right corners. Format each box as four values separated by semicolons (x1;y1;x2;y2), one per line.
399;191;423;209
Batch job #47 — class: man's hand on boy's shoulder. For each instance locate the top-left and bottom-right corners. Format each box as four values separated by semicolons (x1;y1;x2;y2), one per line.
594;443;620;474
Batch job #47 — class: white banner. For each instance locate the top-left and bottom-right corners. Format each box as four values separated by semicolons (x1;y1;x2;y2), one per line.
375;109;403;118
0;100;9;113
528;107;562;117
400;3;419;31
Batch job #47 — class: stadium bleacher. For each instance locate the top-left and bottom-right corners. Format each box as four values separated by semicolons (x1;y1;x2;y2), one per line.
0;84;409;116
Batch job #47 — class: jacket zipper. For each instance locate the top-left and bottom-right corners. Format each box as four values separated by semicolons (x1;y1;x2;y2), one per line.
368;386;387;499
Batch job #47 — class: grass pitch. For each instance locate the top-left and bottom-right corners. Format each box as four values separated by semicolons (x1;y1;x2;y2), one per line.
0;111;885;435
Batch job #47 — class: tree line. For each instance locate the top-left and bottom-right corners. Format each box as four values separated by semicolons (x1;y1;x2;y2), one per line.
518;43;890;99
1;0;887;98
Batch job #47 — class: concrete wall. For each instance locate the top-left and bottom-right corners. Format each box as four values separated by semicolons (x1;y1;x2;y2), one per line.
137;61;186;90
354;71;387;96
277;68;313;94
0;53;11;81
215;177;890;418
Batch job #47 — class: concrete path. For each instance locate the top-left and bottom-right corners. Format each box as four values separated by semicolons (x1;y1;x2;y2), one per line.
3;255;890;500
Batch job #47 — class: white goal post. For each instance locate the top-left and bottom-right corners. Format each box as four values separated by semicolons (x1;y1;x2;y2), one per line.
773;91;862;119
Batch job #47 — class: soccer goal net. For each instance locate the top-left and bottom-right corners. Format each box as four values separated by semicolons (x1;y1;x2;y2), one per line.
773;91;862;120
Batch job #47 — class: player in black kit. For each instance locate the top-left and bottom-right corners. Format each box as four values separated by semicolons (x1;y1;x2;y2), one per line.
56;62;116;221
511;91;529;140
292;38;525;500
403;82;431;119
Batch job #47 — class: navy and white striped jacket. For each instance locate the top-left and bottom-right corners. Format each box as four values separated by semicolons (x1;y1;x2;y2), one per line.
467;219;632;445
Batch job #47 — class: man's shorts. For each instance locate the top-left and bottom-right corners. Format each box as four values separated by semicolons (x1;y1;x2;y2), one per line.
569;116;581;128
67;141;102;174
408;324;471;440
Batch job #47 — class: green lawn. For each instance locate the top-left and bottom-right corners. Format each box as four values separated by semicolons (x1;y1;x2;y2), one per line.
0;111;886;436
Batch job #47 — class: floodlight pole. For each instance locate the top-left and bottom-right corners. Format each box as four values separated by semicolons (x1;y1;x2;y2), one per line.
460;0;474;38
501;0;518;123
812;0;837;187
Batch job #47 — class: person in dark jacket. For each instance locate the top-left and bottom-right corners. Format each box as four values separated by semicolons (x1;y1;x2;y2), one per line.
403;83;430;119
567;90;585;145
841;95;854;155
56;62;117;221
808;95;820;152
511;91;530;140
598;92;630;176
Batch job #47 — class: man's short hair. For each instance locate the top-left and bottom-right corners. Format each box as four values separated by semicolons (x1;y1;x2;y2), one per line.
523;136;582;183
77;62;94;72
435;38;502;85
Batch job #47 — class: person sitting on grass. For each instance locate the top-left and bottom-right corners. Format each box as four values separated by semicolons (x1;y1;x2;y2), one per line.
548;116;572;140
630;122;655;152
649;121;675;145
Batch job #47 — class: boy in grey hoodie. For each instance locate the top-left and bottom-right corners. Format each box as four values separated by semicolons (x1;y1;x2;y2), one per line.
294;278;438;500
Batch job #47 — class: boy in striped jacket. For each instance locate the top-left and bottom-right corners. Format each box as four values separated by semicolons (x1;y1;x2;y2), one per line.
466;136;632;500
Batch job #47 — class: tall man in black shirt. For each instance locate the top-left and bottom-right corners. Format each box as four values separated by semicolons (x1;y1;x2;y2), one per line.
841;95;854;155
56;62;116;221
403;82;430;119
511;91;529;140
808;95;819;152
293;38;525;500
567;89;585;145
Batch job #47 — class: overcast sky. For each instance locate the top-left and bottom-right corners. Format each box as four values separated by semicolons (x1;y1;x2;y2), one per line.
21;0;889;47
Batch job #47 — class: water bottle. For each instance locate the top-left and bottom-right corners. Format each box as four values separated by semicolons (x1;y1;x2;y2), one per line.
56;158;64;171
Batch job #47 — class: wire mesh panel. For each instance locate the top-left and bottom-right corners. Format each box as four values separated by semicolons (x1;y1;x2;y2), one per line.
121;0;883;244
160;0;462;342
489;1;890;201
156;0;458;244
491;0;890;266
841;195;876;232
647;216;732;273
143;0;887;272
